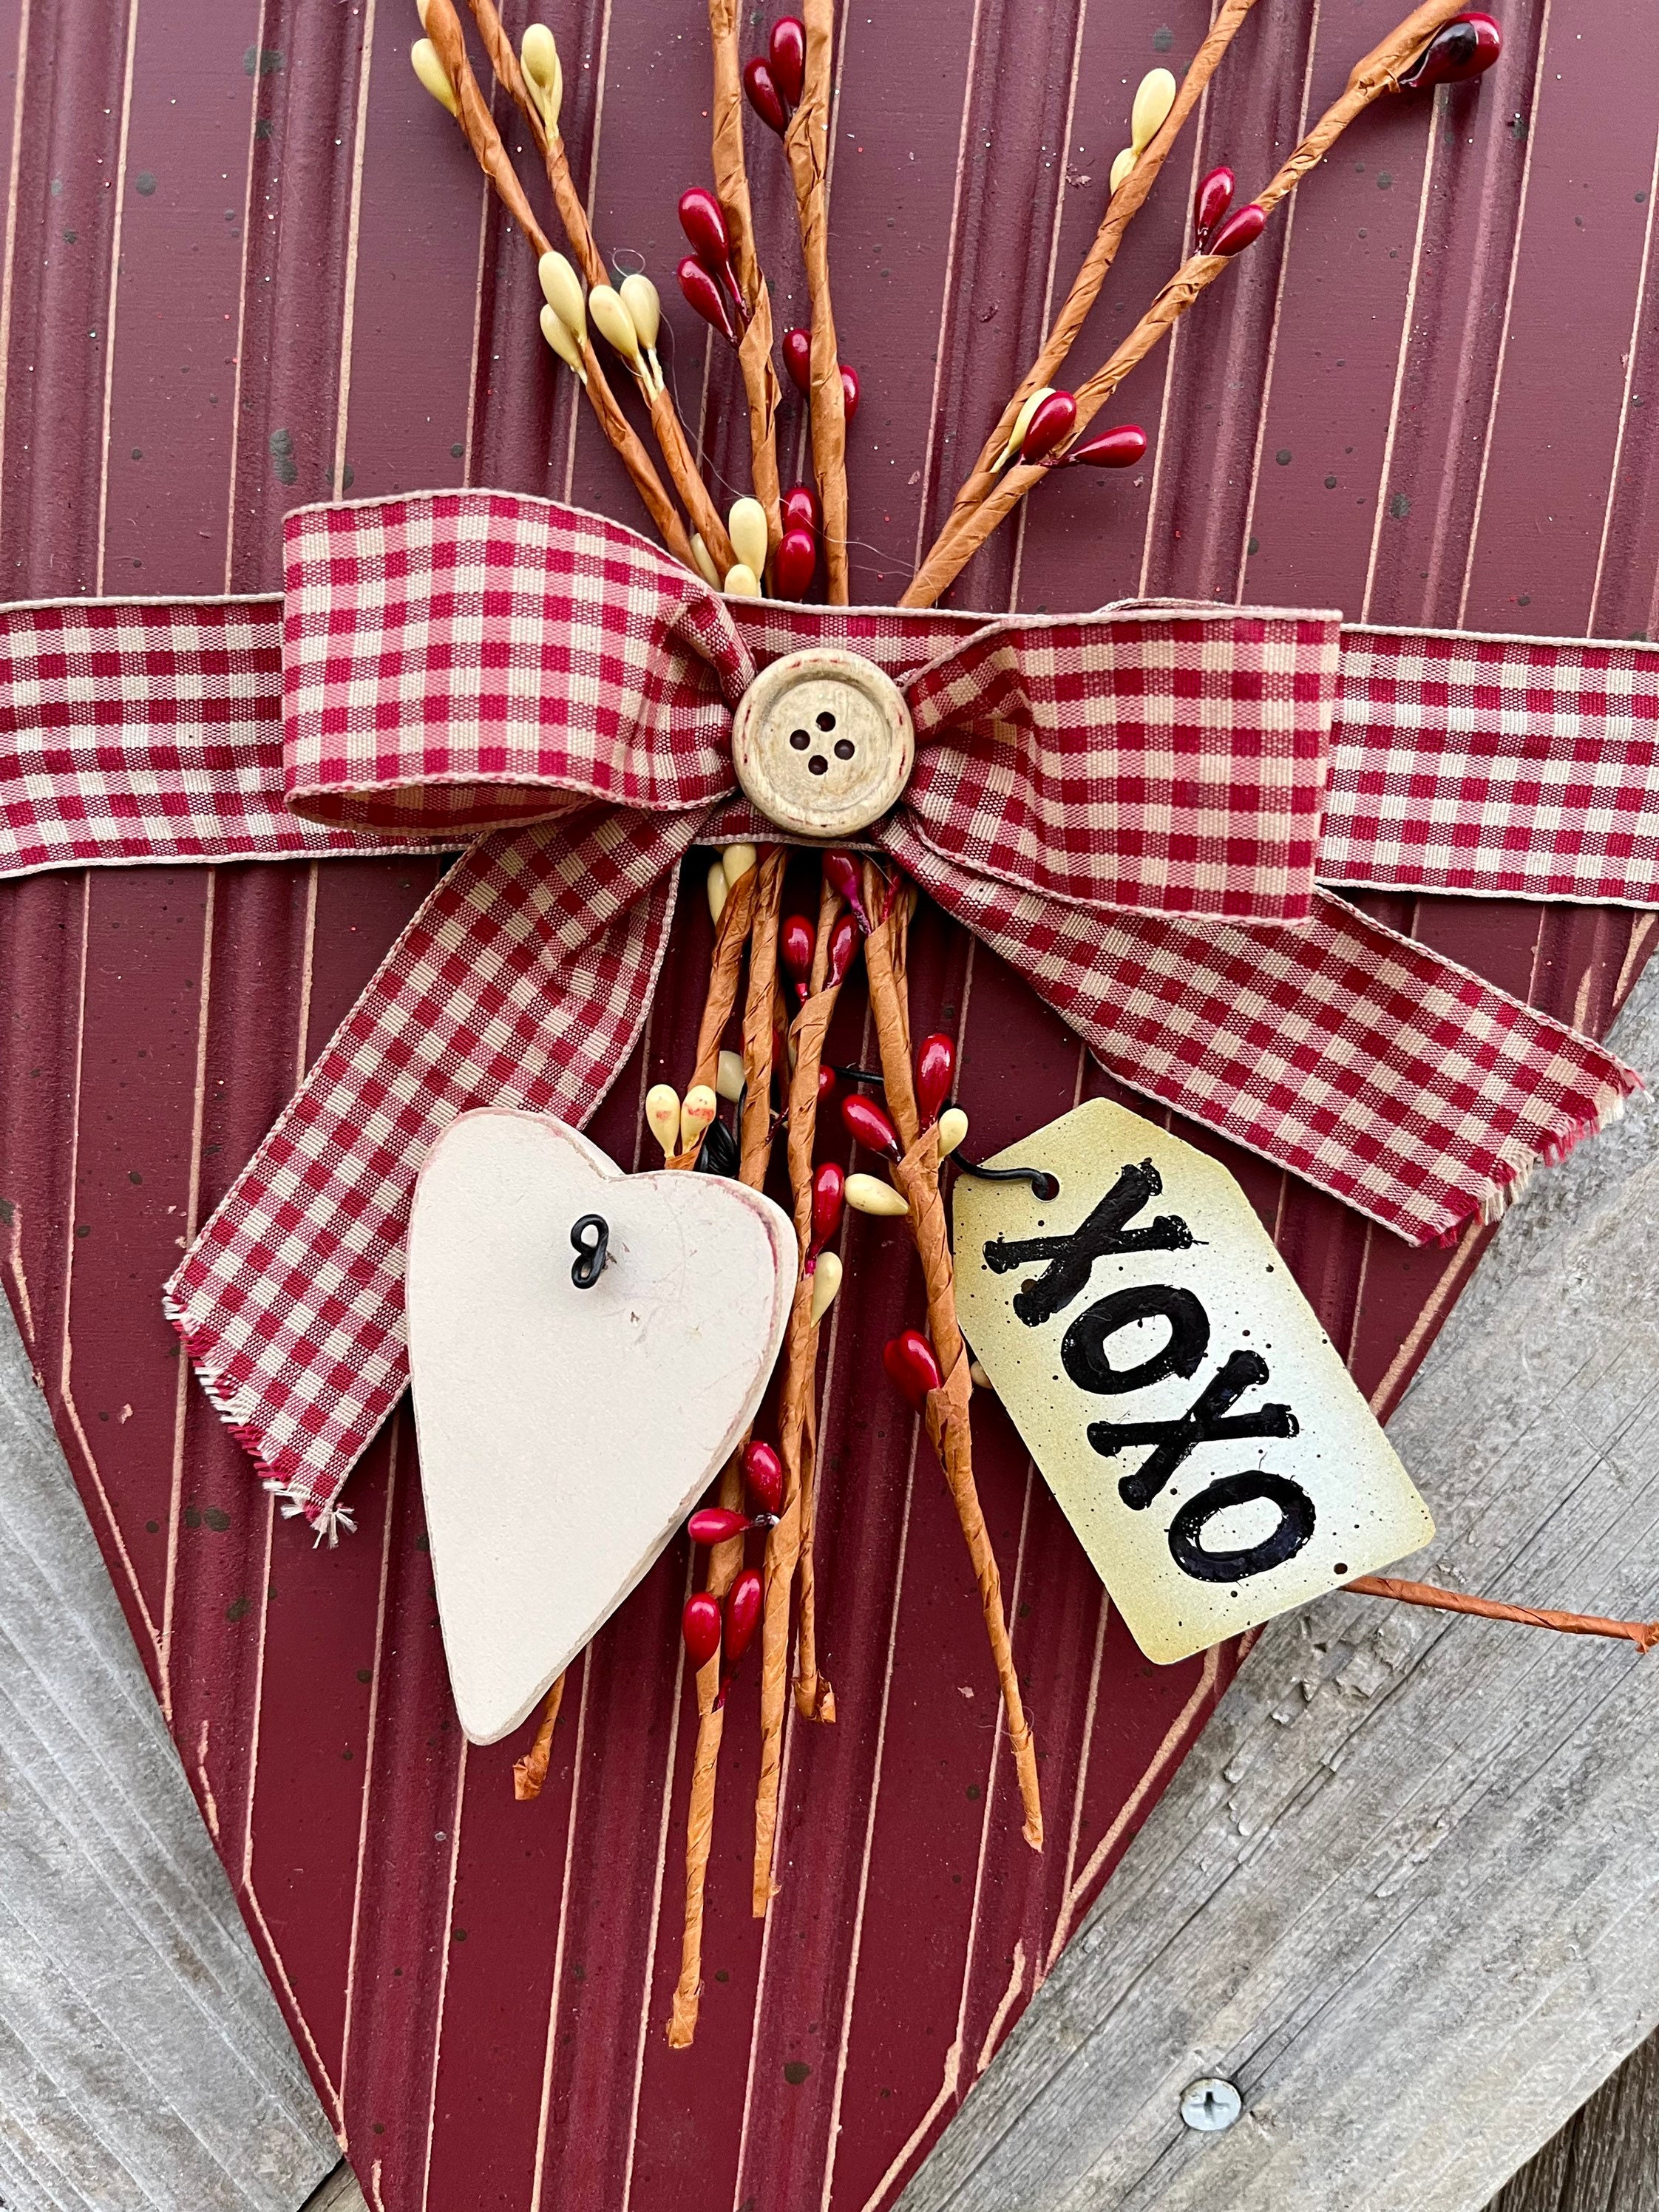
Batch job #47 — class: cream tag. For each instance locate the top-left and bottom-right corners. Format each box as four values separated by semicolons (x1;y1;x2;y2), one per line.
952;1097;1434;1664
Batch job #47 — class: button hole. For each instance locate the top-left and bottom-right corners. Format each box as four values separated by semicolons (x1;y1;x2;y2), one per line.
807;755;828;776
790;728;810;750
816;710;836;731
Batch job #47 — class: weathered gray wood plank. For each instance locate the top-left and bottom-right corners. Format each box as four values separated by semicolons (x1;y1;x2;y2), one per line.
1487;2026;1659;2212
0;1309;339;2211
901;953;1659;2212
298;2165;367;2212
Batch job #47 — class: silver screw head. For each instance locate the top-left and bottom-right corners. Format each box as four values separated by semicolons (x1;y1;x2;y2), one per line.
1180;2076;1243;2132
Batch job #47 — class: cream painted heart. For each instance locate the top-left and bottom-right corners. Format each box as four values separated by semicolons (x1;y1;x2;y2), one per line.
406;1109;796;1744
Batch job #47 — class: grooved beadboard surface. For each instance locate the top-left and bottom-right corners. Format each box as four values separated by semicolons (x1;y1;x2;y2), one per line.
1;1;1658;2208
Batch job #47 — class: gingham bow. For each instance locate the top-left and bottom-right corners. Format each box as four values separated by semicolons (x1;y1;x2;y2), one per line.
0;490;1640;1521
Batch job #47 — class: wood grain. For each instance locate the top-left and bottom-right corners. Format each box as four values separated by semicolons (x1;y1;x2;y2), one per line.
1487;2029;1659;2212
0;1303;336;2211
898;949;1659;2212
1;2;1658;2208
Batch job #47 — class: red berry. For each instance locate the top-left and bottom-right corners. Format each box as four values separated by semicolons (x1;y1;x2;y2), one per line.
689;1507;755;1546
1193;165;1234;251
781;326;812;395
915;1033;954;1127
1068;422;1147;470
841;1090;900;1161
768;16;806;107
774;525;817;600
1400;10;1501;87
1207;203;1266;257
811;1161;844;1250
822;850;871;932
678;186;733;268
781;912;815;1001
1020;389;1076;464
682;1592;723;1669
781;482;820;535
883;1328;943;1411
743;1439;784;1518
825;909;858;986
841;363;860;421
816;1062;837;1105
678;257;736;342
742;55;788;132
723;1567;764;1666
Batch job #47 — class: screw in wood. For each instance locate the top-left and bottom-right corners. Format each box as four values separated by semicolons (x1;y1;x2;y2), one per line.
1179;2077;1243;2132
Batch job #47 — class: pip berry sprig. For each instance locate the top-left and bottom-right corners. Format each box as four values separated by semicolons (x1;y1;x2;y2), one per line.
906;0;1502;605
412;0;737;574
753;864;859;1915
855;866;1044;1848
666;850;789;2049
742;7;854;603
703;0;786;558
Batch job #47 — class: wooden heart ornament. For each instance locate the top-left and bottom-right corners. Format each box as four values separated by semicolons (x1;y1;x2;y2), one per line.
406;1110;796;1743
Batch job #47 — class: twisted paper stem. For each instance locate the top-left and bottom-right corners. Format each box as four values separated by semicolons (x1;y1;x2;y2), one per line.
668;851;785;2046
1350;1576;1659;1652
753;873;847;1914
920;0;1261;576
862;872;1042;1850
709;0;784;557
783;0;850;603
512;1672;566;1800
902;0;1470;606
434;0;729;570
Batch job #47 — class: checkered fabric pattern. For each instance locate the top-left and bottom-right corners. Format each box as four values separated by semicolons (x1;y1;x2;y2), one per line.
282;493;751;834
905;609;1340;923
0;491;1647;1516
1324;624;1659;903
164;807;699;1510
889;818;1636;1246
0;595;430;875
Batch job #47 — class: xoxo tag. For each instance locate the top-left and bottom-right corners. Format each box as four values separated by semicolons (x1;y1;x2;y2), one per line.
407;1110;795;1743
953;1099;1434;1663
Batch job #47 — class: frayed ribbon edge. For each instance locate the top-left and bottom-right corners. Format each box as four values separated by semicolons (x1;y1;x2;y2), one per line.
160;1296;356;1544
1434;1074;1644;1247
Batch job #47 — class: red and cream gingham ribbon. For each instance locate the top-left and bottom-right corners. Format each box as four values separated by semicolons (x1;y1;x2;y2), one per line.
0;490;1646;1522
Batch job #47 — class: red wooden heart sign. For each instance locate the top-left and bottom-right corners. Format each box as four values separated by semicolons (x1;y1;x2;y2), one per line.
0;1;1655;2208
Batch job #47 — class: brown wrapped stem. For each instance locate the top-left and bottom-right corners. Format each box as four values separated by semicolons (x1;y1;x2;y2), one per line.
426;0;551;254
901;0;1470;608
645;383;739;576
740;852;787;1181
864;890;1043;1850
790;877;845;1726
424;1;695;566
463;0;606;287
667;1689;727;2046
668;856;784;2045
793;1380;835;1723
512;1672;566;1801
709;0;784;553
690;859;762;1097
754;881;847;1912
923;0;1260;571
784;0;849;603
1348;1576;1659;1653
455;0;725;571
578;341;701;571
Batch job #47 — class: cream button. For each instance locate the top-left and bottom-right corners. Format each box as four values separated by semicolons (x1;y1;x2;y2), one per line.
730;648;914;840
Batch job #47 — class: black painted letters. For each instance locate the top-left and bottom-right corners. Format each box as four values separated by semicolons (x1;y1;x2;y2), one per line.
985;1161;1317;1586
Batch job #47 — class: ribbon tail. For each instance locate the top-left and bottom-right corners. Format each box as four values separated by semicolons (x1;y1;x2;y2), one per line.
163;807;703;1523
885;818;1643;1247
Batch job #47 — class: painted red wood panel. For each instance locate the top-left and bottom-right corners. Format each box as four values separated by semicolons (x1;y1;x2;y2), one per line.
1;4;1657;2209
